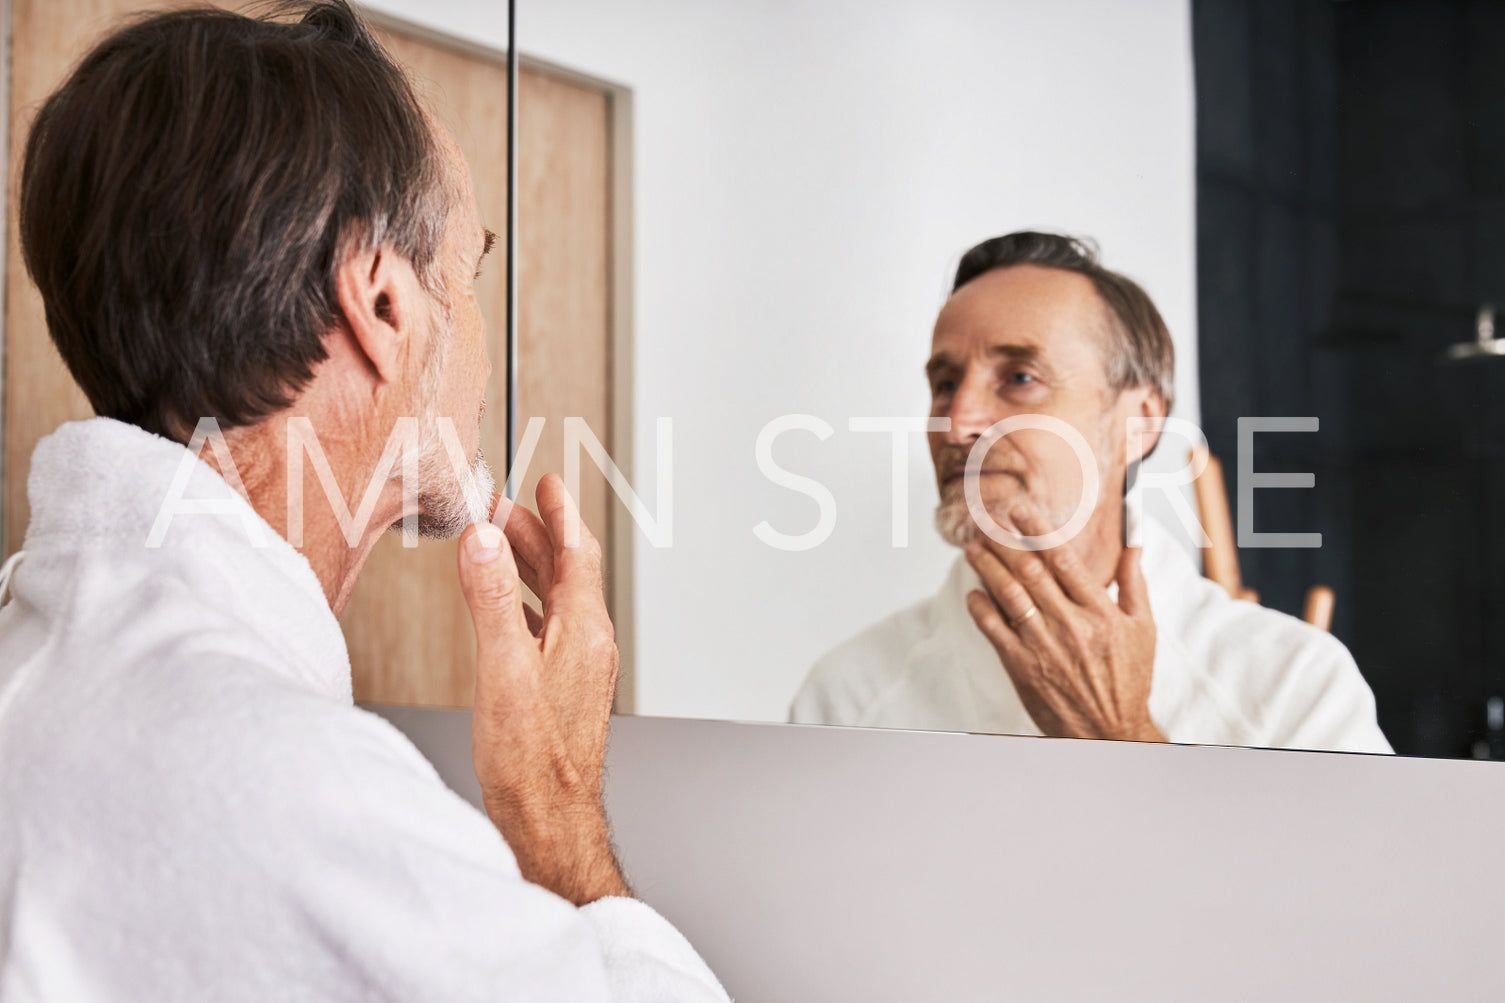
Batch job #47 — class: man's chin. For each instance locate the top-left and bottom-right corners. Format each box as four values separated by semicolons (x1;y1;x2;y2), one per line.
935;495;1025;548
935;500;980;548
407;456;497;541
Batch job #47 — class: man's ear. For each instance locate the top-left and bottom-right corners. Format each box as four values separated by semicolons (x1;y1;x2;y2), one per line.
1125;386;1170;463
333;244;418;384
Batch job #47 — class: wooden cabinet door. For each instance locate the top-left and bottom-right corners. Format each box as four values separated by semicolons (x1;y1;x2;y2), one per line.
3;3;621;708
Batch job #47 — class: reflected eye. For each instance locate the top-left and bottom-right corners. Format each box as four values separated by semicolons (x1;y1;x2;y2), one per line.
933;379;958;396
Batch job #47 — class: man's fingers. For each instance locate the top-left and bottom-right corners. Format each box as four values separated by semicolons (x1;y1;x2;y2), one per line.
966;588;1026;662
535;474;606;603
490;494;555;600
456;522;536;669
977;525;1073;620
535;474;594;556
1006;505;1106;608
965;543;1055;635
1116;546;1150;618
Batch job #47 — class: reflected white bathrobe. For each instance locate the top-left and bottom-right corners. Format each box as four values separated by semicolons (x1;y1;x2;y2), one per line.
0;418;727;1003
792;517;1392;754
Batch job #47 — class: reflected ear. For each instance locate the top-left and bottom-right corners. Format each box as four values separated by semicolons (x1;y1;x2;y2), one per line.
333;245;418;384
1126;387;1170;463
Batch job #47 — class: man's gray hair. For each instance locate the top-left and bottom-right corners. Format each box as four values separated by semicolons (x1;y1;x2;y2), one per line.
952;231;1176;413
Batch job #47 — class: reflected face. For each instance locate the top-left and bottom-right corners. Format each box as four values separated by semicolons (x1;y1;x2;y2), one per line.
412;127;496;538
926;265;1123;547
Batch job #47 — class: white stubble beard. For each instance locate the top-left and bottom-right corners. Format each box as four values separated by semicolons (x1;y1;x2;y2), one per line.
413;439;495;540
406;295;497;541
934;485;979;547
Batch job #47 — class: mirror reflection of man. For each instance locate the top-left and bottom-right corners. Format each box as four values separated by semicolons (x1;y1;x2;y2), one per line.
792;232;1390;753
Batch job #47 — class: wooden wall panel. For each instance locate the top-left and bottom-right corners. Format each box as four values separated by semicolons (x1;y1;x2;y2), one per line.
515;68;613;590
3;5;618;709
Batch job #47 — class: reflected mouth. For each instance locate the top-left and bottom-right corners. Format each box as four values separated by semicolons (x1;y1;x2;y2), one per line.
942;468;1016;486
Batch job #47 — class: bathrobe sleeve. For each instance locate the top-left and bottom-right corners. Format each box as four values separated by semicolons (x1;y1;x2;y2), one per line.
148;668;730;1003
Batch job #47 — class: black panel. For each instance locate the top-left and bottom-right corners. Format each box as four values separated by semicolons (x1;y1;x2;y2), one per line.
1194;0;1505;758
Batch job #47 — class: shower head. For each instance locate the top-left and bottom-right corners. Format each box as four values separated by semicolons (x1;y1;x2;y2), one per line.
1440;304;1505;363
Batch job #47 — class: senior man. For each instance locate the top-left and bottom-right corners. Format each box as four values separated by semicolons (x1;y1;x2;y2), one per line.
0;4;726;1000
792;232;1390;754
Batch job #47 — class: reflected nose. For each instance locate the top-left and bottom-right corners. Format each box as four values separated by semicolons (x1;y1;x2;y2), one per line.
942;374;996;445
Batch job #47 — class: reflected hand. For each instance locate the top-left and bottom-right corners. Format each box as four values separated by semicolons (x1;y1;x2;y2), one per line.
963;505;1163;743
456;473;629;904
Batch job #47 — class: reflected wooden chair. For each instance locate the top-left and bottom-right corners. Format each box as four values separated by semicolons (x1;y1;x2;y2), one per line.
1189;444;1335;632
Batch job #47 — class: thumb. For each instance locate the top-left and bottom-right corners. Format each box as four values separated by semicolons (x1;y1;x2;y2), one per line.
457;522;533;656
1116;545;1150;618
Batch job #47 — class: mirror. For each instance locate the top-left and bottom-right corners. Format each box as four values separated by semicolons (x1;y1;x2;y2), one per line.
476;0;1505;760
6;0;1492;760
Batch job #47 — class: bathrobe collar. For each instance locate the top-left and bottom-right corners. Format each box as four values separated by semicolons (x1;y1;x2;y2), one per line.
20;417;351;702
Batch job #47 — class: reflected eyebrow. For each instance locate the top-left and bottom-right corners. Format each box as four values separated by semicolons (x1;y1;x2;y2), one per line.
986;344;1042;362
925;344;1041;380
925;353;959;380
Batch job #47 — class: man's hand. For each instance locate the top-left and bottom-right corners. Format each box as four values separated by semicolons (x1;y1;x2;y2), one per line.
455;473;630;905
963;506;1164;743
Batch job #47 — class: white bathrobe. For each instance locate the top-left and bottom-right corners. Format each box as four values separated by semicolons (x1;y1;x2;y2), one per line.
791;516;1392;754
0;418;728;1003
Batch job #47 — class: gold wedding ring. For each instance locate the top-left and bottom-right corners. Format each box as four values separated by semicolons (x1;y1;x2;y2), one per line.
1011;605;1039;629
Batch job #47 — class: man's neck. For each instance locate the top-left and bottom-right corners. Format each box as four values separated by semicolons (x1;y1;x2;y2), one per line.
204;418;408;614
1073;497;1128;588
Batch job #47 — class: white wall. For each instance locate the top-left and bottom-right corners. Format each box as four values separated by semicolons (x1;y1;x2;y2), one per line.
366;0;1199;723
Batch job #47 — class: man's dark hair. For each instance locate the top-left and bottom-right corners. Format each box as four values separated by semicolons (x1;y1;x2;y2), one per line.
19;0;446;441
953;231;1175;412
